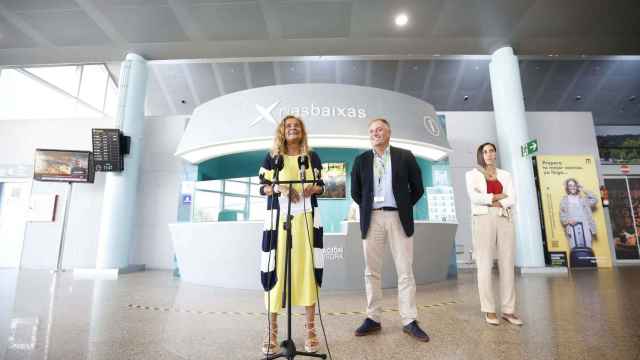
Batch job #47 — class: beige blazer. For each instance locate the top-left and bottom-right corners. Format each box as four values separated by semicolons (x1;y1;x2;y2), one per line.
465;168;516;216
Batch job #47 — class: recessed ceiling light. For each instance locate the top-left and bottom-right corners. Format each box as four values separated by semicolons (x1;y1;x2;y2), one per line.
463;96;469;101
395;13;409;27
575;95;582;101
629;95;637;102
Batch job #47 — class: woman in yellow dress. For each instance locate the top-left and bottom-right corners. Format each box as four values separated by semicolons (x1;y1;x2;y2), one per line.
258;115;325;355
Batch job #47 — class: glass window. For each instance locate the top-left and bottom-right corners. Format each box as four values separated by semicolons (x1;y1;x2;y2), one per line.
24;66;81;96
78;64;108;111
224;180;248;195
250;197;266;221
0;69;102;120
195;180;222;192
251;184;262;196
192;191;221;222
223;195;246;211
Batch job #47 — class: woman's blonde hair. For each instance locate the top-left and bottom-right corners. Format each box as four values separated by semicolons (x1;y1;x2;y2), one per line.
271;115;311;156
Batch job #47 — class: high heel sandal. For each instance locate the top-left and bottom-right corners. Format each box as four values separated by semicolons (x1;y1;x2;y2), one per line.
261;320;279;355
304;320;320;353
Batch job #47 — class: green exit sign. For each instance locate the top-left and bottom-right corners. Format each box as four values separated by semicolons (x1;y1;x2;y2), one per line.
521;139;538;157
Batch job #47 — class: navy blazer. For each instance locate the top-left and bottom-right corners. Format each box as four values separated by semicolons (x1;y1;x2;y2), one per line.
351;146;424;239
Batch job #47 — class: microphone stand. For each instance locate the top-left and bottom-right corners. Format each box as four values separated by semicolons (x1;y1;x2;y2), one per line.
262;176;327;360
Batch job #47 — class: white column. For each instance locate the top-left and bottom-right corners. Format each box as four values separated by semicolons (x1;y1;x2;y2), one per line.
96;53;148;269
489;47;545;268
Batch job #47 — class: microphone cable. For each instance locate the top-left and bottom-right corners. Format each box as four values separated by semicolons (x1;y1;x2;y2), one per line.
301;156;334;360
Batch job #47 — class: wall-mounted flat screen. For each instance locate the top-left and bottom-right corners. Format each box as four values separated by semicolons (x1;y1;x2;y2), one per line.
33;149;95;183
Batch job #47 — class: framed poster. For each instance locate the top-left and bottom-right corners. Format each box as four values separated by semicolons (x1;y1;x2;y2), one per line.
319;162;346;199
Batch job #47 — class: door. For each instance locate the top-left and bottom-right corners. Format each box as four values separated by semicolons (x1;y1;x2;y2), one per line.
0;181;31;268
604;177;640;261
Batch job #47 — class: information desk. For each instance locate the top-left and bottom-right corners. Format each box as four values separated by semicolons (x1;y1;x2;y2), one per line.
169;221;457;290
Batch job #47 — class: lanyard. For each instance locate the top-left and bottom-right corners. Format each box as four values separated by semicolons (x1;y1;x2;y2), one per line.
373;149;389;188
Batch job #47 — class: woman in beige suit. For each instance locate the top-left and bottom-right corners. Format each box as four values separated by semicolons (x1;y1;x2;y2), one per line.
465;143;523;326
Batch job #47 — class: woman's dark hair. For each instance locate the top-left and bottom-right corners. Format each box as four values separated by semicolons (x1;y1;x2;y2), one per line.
477;142;497;168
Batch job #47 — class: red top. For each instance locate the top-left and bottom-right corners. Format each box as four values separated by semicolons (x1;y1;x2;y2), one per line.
486;180;503;195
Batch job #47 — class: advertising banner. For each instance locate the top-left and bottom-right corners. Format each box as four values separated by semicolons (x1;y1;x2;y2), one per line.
536;155;612;267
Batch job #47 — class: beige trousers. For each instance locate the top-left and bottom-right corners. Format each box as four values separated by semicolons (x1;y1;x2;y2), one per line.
363;211;417;326
472;207;516;314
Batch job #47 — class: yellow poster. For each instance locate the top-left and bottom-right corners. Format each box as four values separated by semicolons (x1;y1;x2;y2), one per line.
536;155;612;268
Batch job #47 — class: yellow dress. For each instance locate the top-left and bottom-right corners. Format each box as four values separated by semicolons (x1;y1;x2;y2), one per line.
263;155;318;313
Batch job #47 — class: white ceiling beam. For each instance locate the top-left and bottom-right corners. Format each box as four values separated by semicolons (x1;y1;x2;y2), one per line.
181;64;202;106
530;62;557;109
554;61;591;109
421;60;436;102
581;61;620;110
257;0;282;40
211;63;227;95
364;60;372;86
393;61;402;92
446;60;467;107
74;0;128;45
243;62;253;89
273;62;282;85
168;0;206;42
0;4;54;47
150;65;178;115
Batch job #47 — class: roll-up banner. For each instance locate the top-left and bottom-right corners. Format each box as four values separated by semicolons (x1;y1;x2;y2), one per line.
535;155;612;268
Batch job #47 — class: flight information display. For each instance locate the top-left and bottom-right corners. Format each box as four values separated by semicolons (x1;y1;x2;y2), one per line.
92;128;123;172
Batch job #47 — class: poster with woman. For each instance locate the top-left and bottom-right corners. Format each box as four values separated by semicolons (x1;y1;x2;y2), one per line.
535;155;612;268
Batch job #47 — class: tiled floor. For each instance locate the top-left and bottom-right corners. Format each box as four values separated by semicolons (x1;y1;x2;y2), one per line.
1;267;639;360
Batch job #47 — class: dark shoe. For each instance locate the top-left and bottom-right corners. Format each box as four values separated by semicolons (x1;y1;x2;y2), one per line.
402;321;430;342
354;318;381;336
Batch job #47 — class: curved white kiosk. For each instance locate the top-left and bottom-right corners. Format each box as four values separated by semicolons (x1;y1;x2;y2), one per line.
170;84;458;290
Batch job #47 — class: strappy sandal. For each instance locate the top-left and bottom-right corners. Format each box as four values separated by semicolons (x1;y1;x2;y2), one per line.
304;320;320;353
261;320;279;355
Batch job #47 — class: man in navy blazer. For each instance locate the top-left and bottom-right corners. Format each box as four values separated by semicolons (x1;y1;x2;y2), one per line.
350;118;428;342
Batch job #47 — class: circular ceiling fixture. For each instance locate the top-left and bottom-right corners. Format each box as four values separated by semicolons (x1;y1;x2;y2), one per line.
395;13;409;27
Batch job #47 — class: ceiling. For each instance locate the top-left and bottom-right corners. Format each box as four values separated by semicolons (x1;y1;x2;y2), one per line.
1;0;640;67
1;0;639;126
139;58;640;126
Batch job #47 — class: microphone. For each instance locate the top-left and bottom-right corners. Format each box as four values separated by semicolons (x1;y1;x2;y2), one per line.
272;154;284;185
273;154;284;171
297;155;309;180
